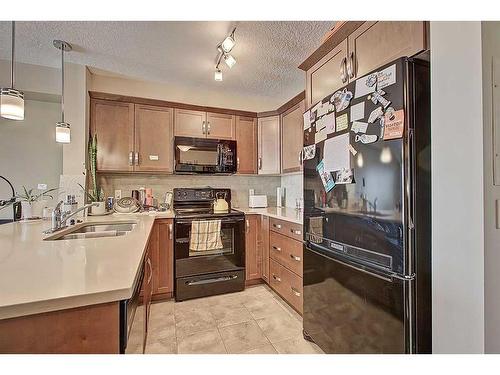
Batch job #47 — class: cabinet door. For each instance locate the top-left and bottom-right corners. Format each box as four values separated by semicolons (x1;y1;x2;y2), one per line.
174;108;207;138
90;99;135;172
153;219;174;296
261;215;270;283
134;105;173;173
206;112;235;140
306;38;348;108
348;21;426;80
235;116;257;174
258;116;280;175
281;101;305;174
245;215;261;281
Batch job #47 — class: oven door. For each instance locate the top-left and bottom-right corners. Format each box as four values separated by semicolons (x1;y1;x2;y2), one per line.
174;216;245;278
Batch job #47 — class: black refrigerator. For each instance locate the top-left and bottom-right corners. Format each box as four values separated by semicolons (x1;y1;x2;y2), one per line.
302;57;431;354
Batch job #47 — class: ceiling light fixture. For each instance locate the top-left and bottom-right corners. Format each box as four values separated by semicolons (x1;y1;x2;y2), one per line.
224;54;236;69
0;21;24;121
221;28;236;53
53;40;72;144
214;27;237;81
214;68;223;81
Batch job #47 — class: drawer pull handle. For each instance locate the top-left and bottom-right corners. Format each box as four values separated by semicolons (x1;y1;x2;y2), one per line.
291;287;301;297
291;229;301;235
273;224;282;229
272;274;281;282
272;246;282;252
290;254;301;262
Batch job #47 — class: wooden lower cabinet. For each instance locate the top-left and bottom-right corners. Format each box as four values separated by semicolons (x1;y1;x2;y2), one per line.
142;219;174;301
270;259;303;314
267;218;304;315
0;302;120;354
261;216;270;283
245;214;262;282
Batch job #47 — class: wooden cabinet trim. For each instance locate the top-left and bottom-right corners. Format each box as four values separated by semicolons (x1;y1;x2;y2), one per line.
89;91;257;118
298;21;364;71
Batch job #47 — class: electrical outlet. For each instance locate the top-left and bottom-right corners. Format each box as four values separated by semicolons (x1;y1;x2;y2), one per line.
114;190;122;200
37;183;47;190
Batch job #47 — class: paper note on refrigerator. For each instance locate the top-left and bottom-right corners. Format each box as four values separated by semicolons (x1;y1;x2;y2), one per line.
303;110;311;130
315;127;328;144
377;64;396;89
323;133;351;173
351;121;368;134
323;112;336;134
350;102;365;122
354;74;377;98
336;113;349;132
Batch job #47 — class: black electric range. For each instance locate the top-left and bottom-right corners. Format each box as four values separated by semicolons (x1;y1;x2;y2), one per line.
173;187;246;301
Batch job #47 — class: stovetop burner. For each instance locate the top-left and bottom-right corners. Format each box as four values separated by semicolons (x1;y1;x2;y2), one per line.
173;187;242;219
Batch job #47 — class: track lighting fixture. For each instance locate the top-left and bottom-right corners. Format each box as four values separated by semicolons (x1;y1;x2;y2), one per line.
214;27;237;81
0;22;24;121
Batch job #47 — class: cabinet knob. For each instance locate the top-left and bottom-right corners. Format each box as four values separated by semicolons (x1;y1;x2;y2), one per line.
272;274;281;282
290;229;301;235
207;122;211;135
291;287;301;297
202;121;206;134
169;223;173;240
258;157;262;170
134;152;139;166
129;151;133;166
272;246;281;252
290;254;301;262
273;224;282;229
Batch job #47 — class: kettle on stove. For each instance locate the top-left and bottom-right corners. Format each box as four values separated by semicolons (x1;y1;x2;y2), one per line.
213;191;229;213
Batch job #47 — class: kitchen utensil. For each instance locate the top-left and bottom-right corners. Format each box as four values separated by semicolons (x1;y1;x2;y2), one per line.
114;197;141;213
213;191;229;213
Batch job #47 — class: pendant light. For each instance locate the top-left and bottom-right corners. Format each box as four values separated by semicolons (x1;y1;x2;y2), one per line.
53;40;72;144
0;21;24;121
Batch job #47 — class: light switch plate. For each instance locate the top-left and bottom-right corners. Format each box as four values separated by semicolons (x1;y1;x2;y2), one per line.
37;183;47;190
115;190;122;200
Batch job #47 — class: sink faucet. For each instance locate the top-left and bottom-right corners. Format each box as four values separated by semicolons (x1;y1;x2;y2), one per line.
368;198;378;213
44;201;98;234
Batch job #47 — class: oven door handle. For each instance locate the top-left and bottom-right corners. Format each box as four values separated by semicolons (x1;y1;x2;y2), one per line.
185;275;238;286
175;217;245;225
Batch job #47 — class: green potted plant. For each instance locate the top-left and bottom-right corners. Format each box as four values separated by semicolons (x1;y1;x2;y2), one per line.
15;186;58;220
84;134;106;215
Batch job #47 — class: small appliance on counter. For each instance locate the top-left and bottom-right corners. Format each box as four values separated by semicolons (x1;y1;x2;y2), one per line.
248;194;268;208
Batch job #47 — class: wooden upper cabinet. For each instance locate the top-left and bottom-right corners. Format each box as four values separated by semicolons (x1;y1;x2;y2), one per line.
258;116;280;175
235;116;257;174
134;105;174;173
281;100;305;174
206;112;235;140
91;99;135;172
174;108;206;138
307;38;348;108
245;215;261;281
348;21;426;80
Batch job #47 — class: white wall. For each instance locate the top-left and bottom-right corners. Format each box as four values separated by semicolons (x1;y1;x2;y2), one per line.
0;59;60;96
89;72;283;112
0;100;62;220
431;21;485;353
481;21;500;353
281;173;303;208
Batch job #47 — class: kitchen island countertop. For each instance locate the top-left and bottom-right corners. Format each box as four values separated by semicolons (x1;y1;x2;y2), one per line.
0;211;174;320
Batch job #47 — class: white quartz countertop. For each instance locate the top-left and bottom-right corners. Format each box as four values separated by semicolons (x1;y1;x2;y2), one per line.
237;207;303;225
0;211;174;320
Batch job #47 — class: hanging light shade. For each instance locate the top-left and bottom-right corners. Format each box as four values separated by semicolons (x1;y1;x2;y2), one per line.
224;54;236;68
0;21;24;121
53;40;72;144
214;68;223;81
221;28;236;53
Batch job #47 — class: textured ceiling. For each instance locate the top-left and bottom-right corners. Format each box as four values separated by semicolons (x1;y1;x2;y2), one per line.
0;21;333;107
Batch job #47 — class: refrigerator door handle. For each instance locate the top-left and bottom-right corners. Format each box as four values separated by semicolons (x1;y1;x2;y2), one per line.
307;244;415;282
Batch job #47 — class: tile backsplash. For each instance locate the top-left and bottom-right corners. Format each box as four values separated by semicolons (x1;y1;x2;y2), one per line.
280;173;303;208
98;174;281;208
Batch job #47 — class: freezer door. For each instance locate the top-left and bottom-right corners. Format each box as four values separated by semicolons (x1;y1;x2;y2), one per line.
303;244;410;354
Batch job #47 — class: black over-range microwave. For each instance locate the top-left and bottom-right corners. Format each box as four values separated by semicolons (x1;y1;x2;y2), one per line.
174;136;237;174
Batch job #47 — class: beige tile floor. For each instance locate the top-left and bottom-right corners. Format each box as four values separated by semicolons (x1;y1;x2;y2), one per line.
143;284;324;354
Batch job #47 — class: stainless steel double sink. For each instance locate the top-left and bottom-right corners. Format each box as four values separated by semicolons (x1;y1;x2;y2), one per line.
44;221;137;241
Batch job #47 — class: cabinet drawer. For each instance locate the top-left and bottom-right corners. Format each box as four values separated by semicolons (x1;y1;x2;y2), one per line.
269;218;303;241
269;231;303;277
269;259;303;314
